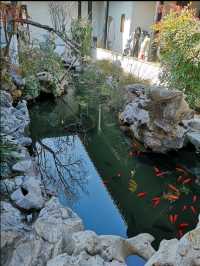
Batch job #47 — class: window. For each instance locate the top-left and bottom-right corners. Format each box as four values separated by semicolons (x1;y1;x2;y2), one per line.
120;14;125;33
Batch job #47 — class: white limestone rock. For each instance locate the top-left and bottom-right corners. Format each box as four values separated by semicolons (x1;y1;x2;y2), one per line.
11;177;44;210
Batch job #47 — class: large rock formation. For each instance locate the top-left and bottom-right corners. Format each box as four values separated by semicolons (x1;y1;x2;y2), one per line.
0;90;32;147
119;84;199;153
1;197;155;266
145;214;200;266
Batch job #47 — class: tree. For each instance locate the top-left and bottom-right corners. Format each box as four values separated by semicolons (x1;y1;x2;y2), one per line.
153;4;200;109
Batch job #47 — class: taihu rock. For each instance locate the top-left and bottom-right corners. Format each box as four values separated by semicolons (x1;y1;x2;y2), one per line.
120;85;195;153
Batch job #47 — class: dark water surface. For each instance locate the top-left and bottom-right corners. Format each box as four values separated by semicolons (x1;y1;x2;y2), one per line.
29;93;200;266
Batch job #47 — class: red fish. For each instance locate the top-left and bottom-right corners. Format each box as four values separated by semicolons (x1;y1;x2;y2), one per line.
175;167;188;175
182;178;192;184
169;214;178;224
168;184;179;193
156;171;167;177
173;214;178;224
169;214;174;224
182;205;188;211
179;223;189;229
154;167;160;174
137;192;147;198
152;196;160;201
117;172;122;177
192;195;197;203
166;194;179;201
190;206;197;214
153;199;160;207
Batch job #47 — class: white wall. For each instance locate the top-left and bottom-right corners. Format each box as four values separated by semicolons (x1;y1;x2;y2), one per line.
107;1;134;53
131;1;155;33
92;1;105;44
99;1;156;54
22;1;79;40
22;1;53;41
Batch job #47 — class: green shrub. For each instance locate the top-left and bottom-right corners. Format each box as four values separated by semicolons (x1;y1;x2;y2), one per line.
19;36;66;98
153;5;200;109
71;18;92;57
75;60;149;112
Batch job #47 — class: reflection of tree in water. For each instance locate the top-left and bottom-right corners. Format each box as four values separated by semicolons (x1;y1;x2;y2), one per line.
34;136;89;204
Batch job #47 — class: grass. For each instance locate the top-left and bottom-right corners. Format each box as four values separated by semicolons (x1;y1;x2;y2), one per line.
95;59;150;86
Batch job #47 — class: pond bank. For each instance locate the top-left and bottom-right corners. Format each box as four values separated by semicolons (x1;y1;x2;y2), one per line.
1;89;200;266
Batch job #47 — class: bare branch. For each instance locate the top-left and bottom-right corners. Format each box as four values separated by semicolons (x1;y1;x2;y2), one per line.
13;18;81;55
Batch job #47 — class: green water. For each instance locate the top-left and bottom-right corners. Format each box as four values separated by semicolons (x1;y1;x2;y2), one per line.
29;91;200;265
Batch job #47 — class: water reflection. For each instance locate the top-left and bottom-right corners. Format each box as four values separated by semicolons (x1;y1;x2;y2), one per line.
35;136;89;204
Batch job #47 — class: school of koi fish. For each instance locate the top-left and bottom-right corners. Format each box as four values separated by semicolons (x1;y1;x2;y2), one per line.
103;140;199;240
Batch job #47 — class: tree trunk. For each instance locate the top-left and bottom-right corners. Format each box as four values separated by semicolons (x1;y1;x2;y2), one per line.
88;1;92;23
78;1;82;19
103;1;109;49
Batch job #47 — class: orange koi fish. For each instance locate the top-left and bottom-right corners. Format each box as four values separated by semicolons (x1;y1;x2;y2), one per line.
154;166;160;174
166;194;179;201
169;214;174;224
192;195;197;203
152;196;160;201
152;199;160;207
169;214;178;224
190;206;197;214
168;184;179;193
182;205;188;211
182;178;192;184
156;171;167;177
179;223;189;229
137;192;147;198
173;214;178;224
175;167;188;175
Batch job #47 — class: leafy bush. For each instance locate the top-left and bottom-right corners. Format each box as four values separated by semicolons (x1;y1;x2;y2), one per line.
153;5;200;109
19;36;66;98
71;18;92;57
75;60;149;112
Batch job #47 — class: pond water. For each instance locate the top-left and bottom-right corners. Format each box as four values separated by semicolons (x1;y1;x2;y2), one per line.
29;92;200;266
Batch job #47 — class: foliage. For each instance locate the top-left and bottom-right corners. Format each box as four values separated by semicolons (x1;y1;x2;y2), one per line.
75;60;148;112
95;59;149;86
19;35;66;98
152;5;200;108
70;18;92;57
48;2;76;35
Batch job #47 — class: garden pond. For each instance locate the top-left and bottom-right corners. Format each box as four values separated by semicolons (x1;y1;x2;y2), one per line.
29;90;200;266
